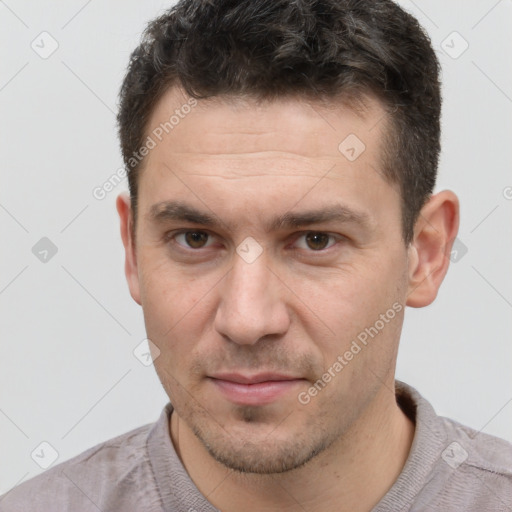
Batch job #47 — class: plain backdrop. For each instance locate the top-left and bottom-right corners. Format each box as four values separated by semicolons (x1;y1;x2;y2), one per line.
1;0;511;495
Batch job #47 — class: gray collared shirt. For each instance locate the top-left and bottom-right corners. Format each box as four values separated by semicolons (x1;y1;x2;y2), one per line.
1;381;511;511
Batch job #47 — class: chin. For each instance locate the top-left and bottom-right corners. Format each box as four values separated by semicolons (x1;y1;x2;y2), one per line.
190;413;336;475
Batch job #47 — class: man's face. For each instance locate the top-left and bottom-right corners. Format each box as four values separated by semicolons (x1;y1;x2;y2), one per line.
127;89;411;473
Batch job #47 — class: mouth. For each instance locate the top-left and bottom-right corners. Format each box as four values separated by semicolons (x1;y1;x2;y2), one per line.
208;372;306;406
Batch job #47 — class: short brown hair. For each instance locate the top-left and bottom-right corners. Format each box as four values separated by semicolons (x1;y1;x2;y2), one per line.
117;0;441;244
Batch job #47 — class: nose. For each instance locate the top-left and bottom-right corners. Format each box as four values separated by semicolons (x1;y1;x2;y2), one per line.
214;249;291;345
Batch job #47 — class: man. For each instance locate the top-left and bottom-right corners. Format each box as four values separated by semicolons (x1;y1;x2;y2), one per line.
2;0;511;510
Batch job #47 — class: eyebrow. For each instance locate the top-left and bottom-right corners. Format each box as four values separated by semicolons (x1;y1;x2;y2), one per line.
148;200;372;232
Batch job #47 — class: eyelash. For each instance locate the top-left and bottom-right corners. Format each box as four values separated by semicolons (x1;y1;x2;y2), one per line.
164;230;344;255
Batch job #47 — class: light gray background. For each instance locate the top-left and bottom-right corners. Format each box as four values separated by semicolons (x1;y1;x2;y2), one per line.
1;0;511;495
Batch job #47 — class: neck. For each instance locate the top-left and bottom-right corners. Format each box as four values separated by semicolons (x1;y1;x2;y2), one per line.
170;381;415;512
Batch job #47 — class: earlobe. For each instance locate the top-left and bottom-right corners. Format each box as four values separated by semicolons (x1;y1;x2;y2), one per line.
116;192;142;306
406;190;460;308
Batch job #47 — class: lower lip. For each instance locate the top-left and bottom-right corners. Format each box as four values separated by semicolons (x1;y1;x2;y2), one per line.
210;378;303;406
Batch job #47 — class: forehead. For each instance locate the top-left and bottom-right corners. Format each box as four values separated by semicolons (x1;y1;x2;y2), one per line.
144;88;387;167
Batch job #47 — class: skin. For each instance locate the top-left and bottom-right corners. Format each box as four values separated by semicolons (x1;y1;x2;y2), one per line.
117;87;459;511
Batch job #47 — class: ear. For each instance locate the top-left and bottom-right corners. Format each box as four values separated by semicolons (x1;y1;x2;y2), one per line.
406;190;460;308
116;192;141;305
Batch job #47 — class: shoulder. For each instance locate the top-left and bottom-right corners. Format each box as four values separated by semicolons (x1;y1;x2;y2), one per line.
0;422;162;512
428;414;512;510
392;381;512;511
441;414;512;479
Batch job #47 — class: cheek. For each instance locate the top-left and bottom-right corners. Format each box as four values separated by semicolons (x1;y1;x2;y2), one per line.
137;253;220;359
302;265;401;329
298;254;407;363
138;252;193;321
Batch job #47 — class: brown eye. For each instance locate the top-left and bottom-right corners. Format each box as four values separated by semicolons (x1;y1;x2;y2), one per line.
292;232;338;252
185;231;209;248
305;232;331;250
176;231;210;249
